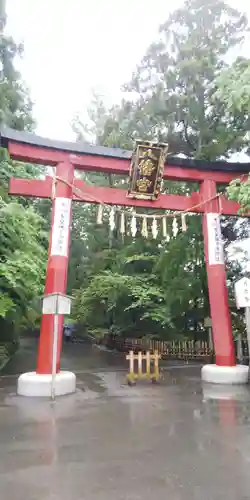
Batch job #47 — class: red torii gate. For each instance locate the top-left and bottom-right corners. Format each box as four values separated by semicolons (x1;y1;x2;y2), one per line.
1;127;249;393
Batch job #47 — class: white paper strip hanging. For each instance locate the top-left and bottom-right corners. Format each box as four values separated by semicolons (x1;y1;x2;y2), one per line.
181;213;187;232
141;216;148;238
162;217;167;238
172;217;178;238
131;214;137;237
97;204;103;224
120;212;125;234
109;207;116;231
152;217;158;239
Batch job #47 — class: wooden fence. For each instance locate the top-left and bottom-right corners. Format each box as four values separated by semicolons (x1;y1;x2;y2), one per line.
108;337;250;364
111;337;214;362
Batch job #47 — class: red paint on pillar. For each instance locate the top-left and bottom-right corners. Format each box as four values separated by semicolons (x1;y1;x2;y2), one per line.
201;179;235;367
36;161;74;374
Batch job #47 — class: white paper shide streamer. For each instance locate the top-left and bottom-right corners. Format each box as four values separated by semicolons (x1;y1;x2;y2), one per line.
109;207;116;232
151;217;158;239
97;204;103;225
181;213;187;232
120;212;125;235
130;213;137;237
172;217;178;238
141;216;148;238
97;205;189;241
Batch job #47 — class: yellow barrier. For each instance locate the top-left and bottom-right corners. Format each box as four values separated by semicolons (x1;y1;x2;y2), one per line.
126;350;161;385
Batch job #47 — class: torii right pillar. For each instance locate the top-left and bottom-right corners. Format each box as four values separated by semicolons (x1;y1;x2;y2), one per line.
201;180;248;384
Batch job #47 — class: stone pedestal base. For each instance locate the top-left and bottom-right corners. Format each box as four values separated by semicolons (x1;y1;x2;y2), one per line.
17;371;76;397
201;364;249;385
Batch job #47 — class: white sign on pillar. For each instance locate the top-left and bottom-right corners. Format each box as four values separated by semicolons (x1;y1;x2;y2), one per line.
207;213;224;265
235;277;250;368
51;197;71;257
235;277;250;309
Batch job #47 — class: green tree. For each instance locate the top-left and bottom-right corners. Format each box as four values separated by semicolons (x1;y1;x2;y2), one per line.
226;176;250;214
121;0;248;158
0;3;47;353
215;57;250;212
0;201;46;320
215;57;250;116
0;0;34;130
73;269;168;339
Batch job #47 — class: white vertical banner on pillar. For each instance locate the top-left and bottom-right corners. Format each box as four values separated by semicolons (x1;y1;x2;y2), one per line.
51;198;72;257
207;213;224;265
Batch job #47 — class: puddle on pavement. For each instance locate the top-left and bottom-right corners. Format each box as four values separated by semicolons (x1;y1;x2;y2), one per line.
76;372;107;393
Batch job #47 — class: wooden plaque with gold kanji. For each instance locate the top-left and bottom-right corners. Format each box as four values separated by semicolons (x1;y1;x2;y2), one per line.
127;140;168;200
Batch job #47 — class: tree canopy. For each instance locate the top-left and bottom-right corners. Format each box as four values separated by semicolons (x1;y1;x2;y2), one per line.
215;57;250;211
215;58;250;117
0;3;47;344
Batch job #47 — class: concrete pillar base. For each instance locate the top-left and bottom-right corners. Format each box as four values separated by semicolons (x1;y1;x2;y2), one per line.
201;364;249;385
17;371;76;397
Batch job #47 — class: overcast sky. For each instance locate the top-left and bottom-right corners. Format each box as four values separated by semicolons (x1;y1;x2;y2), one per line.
5;0;250;142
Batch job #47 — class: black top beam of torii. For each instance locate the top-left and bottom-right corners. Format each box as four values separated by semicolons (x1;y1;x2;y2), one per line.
0;126;250;174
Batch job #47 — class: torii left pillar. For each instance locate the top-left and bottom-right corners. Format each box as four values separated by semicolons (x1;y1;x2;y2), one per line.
17;161;76;397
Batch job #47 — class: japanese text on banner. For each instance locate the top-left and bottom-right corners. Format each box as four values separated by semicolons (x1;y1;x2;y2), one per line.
207;213;224;265
51;198;71;257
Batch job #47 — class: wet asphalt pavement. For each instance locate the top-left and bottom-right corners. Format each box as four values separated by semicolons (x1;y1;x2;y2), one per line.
1;340;250;499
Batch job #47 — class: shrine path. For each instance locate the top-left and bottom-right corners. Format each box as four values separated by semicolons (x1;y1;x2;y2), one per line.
1;339;250;500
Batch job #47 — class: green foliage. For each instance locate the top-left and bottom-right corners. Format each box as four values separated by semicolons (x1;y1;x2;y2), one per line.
0;6;34;131
119;0;249;159
0;200;47;318
227;176;250;214
215;57;250;115
0;292;14;318
71;212;209;339
0;154;48;329
73;269;169;339
0;4;46;348
215;56;250;211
